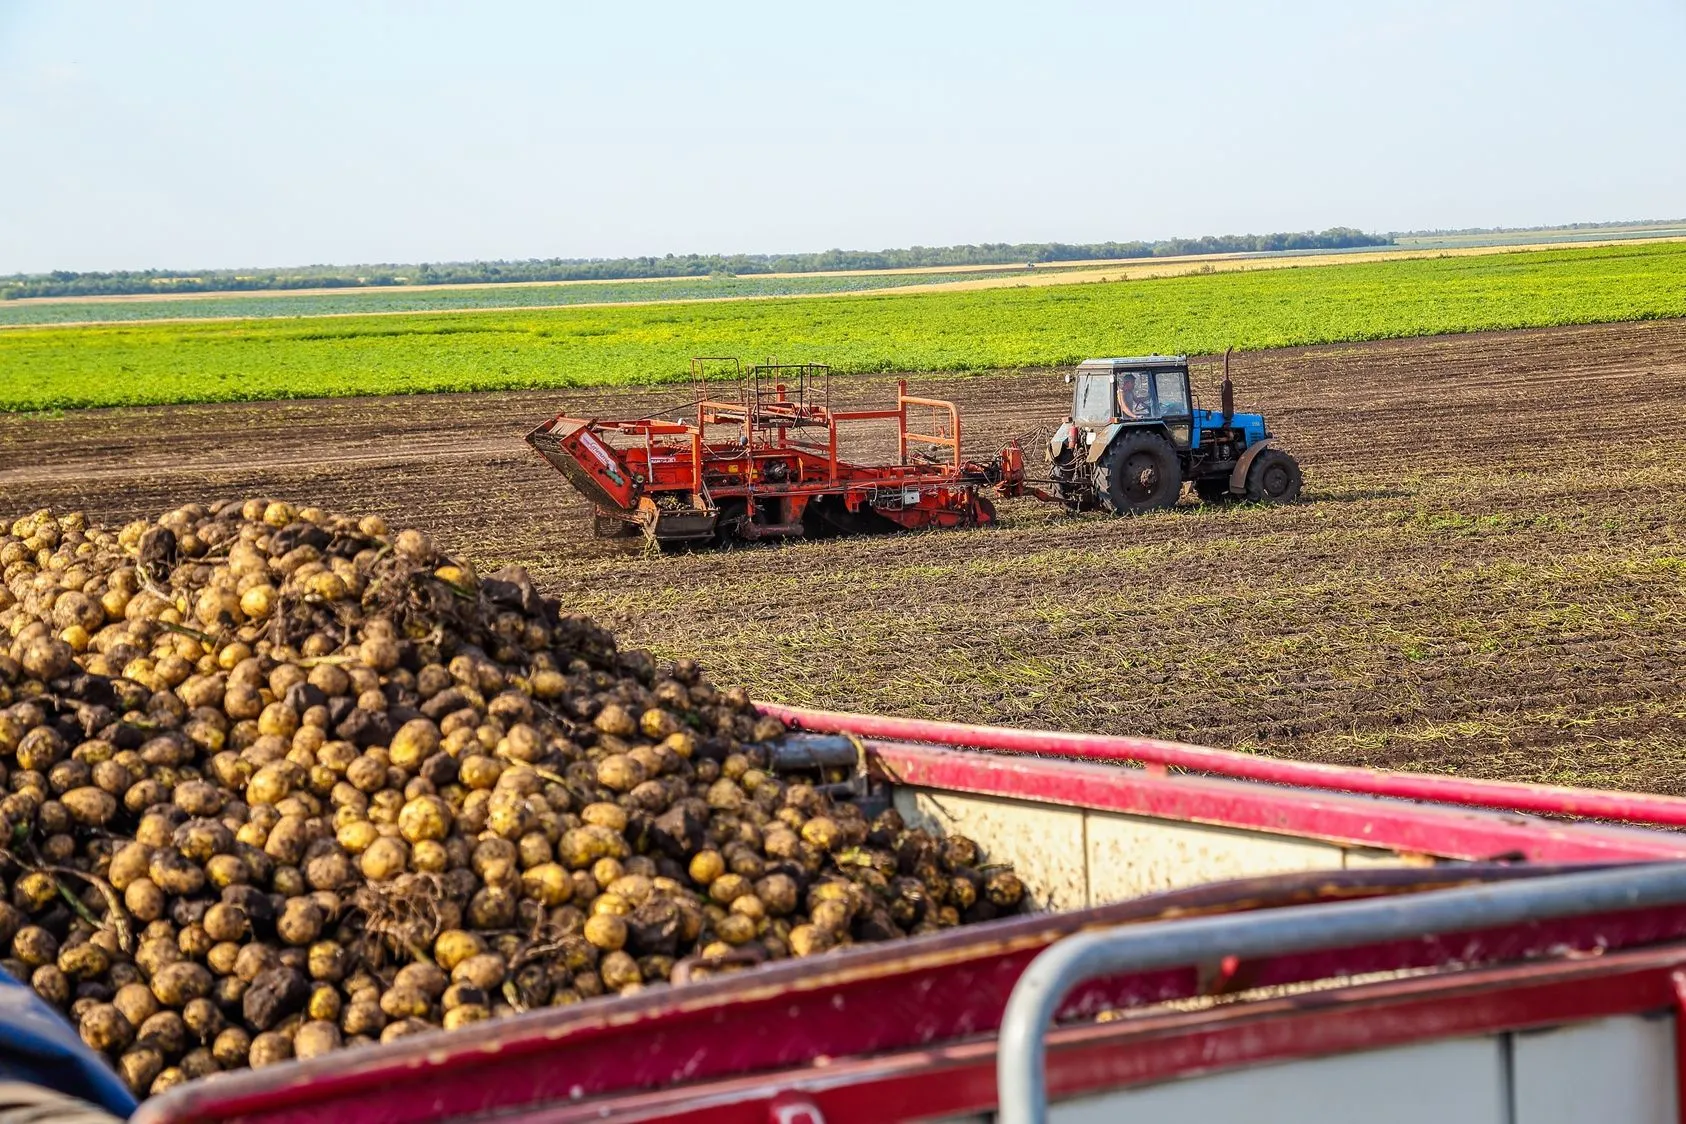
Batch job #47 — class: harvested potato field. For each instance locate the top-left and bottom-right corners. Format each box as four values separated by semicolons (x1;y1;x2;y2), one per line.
3;319;1684;792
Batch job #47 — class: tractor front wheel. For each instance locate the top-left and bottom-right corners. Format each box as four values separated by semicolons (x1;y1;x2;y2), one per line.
1094;432;1181;515
1245;448;1303;503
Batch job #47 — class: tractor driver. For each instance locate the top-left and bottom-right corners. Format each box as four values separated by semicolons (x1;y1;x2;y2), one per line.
1116;373;1149;420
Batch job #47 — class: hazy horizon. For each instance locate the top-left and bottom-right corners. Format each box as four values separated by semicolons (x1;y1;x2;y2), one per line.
5;217;1684;281
2;0;1682;275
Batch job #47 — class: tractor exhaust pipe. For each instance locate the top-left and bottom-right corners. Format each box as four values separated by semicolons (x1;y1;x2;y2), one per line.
1220;346;1235;424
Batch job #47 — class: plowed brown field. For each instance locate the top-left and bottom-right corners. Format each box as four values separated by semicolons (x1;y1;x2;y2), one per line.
4;320;1683;790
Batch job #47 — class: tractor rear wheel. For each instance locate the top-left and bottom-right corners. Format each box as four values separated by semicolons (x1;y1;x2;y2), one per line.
1094;432;1181;514
1245;448;1303;503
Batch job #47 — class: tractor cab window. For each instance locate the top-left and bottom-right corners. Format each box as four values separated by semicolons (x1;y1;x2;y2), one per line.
1073;373;1115;426
1152;371;1191;418
1115;371;1153;420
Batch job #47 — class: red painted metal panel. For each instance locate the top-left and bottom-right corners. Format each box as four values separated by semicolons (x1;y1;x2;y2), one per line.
141;878;1686;1124
513;948;1686;1123
766;703;1686;828
867;742;1686;862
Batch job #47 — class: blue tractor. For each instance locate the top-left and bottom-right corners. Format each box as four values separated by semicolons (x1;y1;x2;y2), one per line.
1046;351;1302;513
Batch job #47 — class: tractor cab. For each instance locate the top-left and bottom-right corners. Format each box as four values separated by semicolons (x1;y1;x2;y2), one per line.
1068;355;1197;448
1048;352;1302;514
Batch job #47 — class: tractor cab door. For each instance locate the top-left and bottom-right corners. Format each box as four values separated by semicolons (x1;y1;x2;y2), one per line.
1151;368;1194;448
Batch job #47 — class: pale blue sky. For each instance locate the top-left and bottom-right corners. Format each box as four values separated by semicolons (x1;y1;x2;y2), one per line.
1;0;1681;273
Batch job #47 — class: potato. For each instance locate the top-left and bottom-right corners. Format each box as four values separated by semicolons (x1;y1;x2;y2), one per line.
433;930;485;972
595;754;646;793
801;816;841;852
249;1030;293;1068
61;786;117;826
293;1019;342;1060
593;704;636;738
19;635;73;681
380;1017;432;1044
277;898;324;946
397;795;450;843
714;913;757;945
786;923;834;958
202;902;248;944
340;998;386;1037
0;501;1033;1089
79;1003;134;1054
306;983;343;1023
707;874;751;906
182;997;225;1043
599;951;641;992
466;886;517;929
520;863;572;906
579;802;628;832
583;914;627;952
136;1010;188;1057
379;985;430;1020
307;940;348;983
118;1045;166;1096
180;1046;220;1079
112;982;160;1030
359;836;409;882
57;940;110;981
442;1004;489;1030
450;953;507;991
30;964;70;1008
688;849;725;886
148;849;206;896
151;961;214;1007
212;1025;253;1068
244;966;309;1031
13;926;58;968
394;962;448;1000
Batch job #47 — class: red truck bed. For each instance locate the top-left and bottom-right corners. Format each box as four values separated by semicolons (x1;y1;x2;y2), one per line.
137;711;1686;1124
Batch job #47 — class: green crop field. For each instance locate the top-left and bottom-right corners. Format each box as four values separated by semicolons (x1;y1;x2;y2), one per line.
2;241;1682;412
0;267;1046;327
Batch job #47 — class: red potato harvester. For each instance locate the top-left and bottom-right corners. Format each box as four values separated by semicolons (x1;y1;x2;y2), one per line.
526;359;1038;546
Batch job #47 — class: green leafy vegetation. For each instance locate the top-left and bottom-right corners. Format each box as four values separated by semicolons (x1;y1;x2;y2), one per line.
0;268;1044;326
2;241;1681;412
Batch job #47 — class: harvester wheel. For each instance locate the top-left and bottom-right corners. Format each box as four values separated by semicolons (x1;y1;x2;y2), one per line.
593;512;639;539
1094;432;1181;514
1245;448;1303;503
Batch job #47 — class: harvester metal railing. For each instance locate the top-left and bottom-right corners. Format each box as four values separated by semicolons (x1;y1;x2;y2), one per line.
995;862;1686;1124
896;380;962;470
824;405;903;482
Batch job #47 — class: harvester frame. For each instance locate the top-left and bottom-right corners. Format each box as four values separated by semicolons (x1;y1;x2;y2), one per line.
526;358;1022;546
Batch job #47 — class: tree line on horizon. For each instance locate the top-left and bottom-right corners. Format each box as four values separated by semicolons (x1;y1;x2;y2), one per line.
0;227;1391;300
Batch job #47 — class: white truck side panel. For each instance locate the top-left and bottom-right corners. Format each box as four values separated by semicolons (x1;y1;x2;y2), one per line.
893;788;1416;912
974;1016;1678;1124
1047;1036;1505;1123
1512;1014;1677;1124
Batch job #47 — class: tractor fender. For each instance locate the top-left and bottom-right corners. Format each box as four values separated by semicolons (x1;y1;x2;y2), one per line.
1088;422;1174;465
1229;438;1276;494
1047;422;1077;464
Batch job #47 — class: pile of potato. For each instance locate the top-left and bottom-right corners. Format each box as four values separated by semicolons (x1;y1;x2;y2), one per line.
0;501;1024;1098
